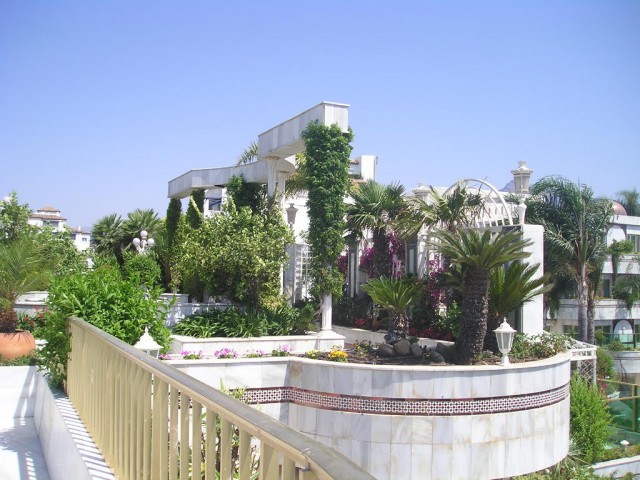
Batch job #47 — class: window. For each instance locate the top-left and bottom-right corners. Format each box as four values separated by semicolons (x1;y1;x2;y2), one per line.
602;279;611;298
628;234;640;253
563;325;578;339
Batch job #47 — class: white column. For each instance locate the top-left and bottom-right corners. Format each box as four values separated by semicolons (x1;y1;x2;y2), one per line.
520;224;545;334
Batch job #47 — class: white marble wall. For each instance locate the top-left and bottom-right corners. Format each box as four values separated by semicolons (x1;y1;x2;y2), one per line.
170;332;345;355
174;353;571;480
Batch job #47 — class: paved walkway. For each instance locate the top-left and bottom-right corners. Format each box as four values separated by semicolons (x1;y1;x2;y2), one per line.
0;417;49;480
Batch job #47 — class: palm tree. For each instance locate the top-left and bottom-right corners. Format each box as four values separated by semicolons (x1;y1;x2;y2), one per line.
527;177;612;344
361;277;422;340
485;261;548;352
92;213;124;256
346;180;406;278
616;188;640;216
609;240;634;288
236;141;258;165
0;239;54;333
398;185;484;238
122;208;163;248
432;229;532;365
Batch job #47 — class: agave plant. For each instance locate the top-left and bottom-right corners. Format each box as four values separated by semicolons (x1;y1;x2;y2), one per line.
361;277;422;340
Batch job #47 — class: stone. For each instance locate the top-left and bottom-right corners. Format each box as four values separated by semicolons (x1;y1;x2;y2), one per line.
410;342;423;357
435;342;454;363
429;348;446;364
377;343;395;357
394;339;411;356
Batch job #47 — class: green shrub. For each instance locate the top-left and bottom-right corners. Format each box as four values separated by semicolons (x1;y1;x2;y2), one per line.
607;339;630;352
41;266;171;387
596;348;616;380
510;333;573;360
174;304;315;339
37;310;71;388
570;374;612;463
121;251;162;288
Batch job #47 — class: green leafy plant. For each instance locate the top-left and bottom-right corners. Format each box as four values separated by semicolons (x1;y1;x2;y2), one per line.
121;250;162;288
37;309;71;388
596;348;616;379
510;333;573;360
176;199;292;309
271;345;291;357
570;374;612;463
302;121;354;299
607;339;630;352
42;266;171;387
361;276;422;340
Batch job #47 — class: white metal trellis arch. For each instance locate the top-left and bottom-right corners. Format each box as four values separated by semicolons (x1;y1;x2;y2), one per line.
442;178;515;227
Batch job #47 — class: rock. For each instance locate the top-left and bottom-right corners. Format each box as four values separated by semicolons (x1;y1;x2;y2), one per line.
435;342;454;363
394;338;411;356
410;342;423;357
377;343;396;357
384;331;402;345
428;348;446;363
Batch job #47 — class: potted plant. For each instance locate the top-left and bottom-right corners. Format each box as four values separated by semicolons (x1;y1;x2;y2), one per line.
0;238;54;360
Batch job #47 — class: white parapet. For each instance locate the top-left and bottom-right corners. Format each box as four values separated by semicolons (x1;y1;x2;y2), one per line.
258;101;349;160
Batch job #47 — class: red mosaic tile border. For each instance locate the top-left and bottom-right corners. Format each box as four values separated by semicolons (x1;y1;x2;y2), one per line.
240;383;569;416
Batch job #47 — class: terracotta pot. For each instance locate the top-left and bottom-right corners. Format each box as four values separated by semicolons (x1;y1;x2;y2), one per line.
0;330;36;361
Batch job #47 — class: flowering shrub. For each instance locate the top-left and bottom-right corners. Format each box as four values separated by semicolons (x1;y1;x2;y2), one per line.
214;348;238;359
353;317;367;328
158;353;172;360
271;345;291;357
181;350;203;360
327;348;348;363
305;350;321;359
244;350;265;358
337;254;349;275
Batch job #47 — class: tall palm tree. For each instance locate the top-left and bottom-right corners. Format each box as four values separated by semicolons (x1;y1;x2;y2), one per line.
432;229;532;365
92;213;124;256
527;177;612;344
485;261;548;352
361;277;422;340
346;180;406;278
616;188;640;216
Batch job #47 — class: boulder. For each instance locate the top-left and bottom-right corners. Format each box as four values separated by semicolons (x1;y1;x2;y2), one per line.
394;339;411;356
410;342;423;357
377;343;396;357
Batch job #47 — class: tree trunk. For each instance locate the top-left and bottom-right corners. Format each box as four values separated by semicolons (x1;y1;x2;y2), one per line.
372;228;391;278
577;267;589;343
483;313;502;353
455;269;490;365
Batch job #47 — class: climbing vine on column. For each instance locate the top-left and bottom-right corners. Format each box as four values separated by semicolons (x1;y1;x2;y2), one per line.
302;121;354;298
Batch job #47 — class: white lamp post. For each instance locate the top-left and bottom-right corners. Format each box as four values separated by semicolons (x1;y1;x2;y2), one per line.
134;327;162;358
132;230;155;254
511;161;533;226
511;161;533;196
494;318;516;366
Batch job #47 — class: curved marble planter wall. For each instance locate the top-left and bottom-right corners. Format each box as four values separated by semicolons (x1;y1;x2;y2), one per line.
172;353;571;480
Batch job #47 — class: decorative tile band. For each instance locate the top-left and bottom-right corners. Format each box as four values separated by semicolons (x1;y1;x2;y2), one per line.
241;383;569;416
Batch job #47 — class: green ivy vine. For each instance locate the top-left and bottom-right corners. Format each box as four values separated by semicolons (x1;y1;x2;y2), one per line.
301;121;354;298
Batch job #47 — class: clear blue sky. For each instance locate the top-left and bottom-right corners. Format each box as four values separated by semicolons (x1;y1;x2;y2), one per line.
1;1;638;229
